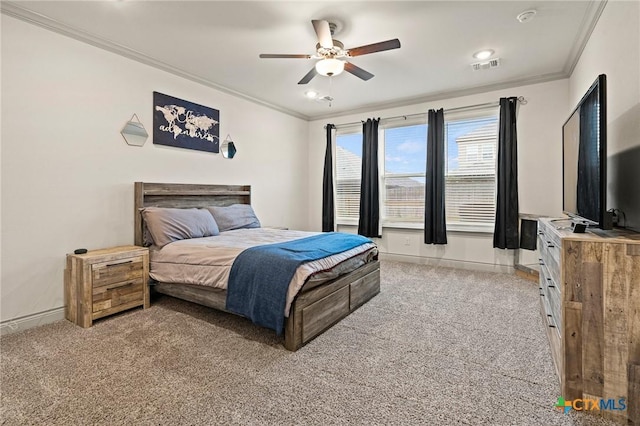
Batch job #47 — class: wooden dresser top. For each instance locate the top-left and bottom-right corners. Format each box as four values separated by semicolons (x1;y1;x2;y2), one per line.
539;217;640;244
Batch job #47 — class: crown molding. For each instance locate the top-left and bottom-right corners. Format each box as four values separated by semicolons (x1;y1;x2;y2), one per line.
0;1;310;121
309;71;568;122
563;0;608;76
2;1;605;123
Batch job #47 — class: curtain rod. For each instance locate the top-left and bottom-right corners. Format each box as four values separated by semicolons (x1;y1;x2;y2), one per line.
325;96;527;129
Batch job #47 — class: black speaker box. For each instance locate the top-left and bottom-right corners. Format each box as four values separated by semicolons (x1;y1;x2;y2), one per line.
572;222;587;233
602;211;613;230
520;219;538;250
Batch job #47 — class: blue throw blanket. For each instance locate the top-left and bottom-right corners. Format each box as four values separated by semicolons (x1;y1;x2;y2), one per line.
225;232;372;334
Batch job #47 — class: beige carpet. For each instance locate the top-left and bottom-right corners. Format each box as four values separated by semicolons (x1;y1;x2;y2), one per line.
1;260;616;425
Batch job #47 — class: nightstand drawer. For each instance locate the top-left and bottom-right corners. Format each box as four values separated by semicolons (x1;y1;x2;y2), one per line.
92;257;144;288
92;278;145;313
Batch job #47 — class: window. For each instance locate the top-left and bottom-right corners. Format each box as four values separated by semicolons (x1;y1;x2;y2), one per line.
333;106;499;231
382;123;427;223
335;131;362;222
444;113;498;229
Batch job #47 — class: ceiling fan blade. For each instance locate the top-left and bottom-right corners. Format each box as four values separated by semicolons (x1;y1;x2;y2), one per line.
298;67;318;84
312;19;333;49
347;39;401;57
344;62;374;81
259;54;311;59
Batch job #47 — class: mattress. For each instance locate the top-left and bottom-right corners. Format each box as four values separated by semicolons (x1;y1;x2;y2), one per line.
149;228;378;315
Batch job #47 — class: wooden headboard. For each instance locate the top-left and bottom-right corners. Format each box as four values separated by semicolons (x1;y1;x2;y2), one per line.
134;182;251;246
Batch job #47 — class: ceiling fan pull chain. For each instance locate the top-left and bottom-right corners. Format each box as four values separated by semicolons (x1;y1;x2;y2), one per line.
329;76;333;107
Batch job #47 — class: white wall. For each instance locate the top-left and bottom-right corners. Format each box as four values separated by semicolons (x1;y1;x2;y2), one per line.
0;16;309;323
569;0;639;145
308;79;570;270
569;0;640;231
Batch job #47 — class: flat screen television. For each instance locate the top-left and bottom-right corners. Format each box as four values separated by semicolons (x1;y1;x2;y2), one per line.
562;74;610;230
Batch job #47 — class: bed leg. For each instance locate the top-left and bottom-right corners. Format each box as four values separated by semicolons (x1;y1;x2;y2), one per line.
284;308;302;351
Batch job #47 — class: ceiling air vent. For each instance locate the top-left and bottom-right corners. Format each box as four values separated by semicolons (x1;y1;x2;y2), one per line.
317;96;334;103
471;58;501;71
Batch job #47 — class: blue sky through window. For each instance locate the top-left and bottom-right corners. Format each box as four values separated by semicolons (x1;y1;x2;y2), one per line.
385;125;426;174
336;116;497;174
337;133;362;157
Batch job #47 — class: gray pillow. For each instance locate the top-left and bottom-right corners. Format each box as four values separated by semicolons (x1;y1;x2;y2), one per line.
206;204;261;232
141;207;219;248
142;222;155;247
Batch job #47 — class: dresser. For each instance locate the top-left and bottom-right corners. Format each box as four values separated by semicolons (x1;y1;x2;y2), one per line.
64;246;149;327
538;218;640;423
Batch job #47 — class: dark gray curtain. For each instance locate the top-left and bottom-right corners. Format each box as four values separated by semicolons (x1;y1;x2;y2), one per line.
493;97;520;249
424;109;447;244
358;118;380;237
322;124;336;232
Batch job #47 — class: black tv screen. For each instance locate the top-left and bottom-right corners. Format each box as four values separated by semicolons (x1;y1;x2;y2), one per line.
563;74;608;229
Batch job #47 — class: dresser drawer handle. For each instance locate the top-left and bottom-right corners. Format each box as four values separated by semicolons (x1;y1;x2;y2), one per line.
539;259;545;266
547;241;554;248
547;285;556;289
108;281;135;290
106;260;133;267
548;324;556;328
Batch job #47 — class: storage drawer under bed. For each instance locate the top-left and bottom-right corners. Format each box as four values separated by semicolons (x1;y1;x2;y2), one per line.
302;286;350;342
350;269;380;310
300;267;380;343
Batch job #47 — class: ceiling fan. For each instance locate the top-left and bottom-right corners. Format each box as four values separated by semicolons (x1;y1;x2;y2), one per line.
259;20;401;85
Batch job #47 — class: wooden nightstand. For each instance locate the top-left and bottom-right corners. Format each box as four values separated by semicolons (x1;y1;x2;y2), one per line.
64;246;149;327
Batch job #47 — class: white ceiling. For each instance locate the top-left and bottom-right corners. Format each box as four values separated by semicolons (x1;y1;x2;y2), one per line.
2;1;605;120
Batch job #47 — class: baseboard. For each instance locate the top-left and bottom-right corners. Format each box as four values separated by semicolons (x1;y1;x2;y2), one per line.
0;307;65;336
379;253;515;274
514;264;540;282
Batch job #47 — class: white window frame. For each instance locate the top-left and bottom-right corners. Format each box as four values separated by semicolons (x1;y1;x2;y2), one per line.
335;125;362;226
443;106;499;233
380;117;427;228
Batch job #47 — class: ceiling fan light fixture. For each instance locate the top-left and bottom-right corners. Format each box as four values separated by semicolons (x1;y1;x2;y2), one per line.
260;20;399;84
315;58;345;77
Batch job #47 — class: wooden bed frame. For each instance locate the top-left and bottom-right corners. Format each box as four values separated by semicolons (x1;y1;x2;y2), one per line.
134;182;380;351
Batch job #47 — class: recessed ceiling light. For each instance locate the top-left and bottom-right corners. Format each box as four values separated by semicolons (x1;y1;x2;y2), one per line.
517;10;537;23
304;90;319;99
473;50;494;60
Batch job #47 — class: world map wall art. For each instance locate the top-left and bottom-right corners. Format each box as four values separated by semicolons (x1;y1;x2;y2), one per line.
153;92;220;153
